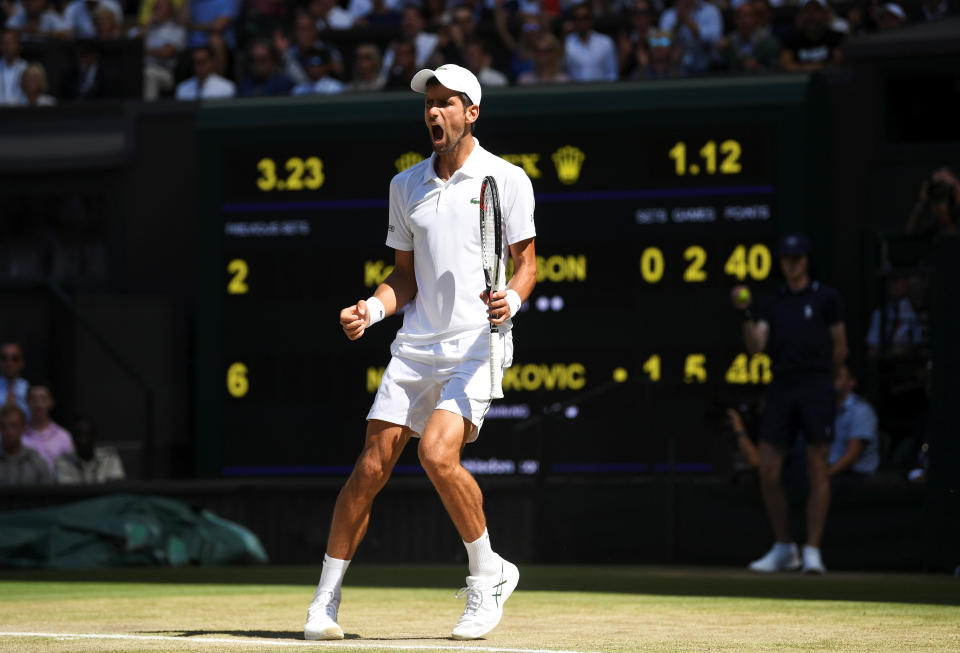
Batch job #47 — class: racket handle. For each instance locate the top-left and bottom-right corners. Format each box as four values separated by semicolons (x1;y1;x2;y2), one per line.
490;327;503;399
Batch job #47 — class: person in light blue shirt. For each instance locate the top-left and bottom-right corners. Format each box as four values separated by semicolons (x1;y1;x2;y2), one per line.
186;0;240;51
866;275;923;355
0;342;30;422
828;364;880;477
564;4;617;82
658;0;722;74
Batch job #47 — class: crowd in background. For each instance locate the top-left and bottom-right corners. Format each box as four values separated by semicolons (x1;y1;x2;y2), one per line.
0;0;956;104
0;340;125;484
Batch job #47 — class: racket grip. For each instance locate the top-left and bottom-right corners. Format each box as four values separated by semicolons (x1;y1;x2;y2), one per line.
490;328;504;399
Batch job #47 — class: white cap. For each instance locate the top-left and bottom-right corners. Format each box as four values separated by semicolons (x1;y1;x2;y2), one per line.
410;64;482;107
881;2;905;18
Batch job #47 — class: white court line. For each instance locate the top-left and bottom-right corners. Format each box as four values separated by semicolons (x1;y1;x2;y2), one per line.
0;632;603;653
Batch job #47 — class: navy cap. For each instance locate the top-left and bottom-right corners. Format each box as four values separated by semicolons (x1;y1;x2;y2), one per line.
778;234;810;257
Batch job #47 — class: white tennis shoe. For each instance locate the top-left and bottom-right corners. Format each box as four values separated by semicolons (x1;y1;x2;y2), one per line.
748;543;801;573
451;559;520;640
801;545;827;574
304;589;344;640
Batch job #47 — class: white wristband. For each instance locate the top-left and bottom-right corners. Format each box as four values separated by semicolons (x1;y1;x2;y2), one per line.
365;296;386;327
505;289;522;318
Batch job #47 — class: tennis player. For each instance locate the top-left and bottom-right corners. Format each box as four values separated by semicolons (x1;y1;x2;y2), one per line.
304;64;537;641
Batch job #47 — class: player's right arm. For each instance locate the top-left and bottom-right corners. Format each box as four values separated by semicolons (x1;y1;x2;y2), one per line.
340;249;417;340
731;285;768;353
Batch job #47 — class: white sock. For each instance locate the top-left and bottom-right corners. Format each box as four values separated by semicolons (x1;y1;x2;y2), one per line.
316;554;350;598
463;529;501;576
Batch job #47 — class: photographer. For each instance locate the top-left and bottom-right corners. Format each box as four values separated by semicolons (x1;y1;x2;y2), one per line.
905;168;960;236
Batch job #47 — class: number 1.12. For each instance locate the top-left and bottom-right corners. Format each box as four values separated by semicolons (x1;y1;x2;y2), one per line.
668;140;742;176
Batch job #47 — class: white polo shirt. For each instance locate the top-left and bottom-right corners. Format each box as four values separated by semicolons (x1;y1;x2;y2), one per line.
386;138;536;350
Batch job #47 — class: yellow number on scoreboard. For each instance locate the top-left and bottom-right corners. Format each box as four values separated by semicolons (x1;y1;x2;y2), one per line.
684;354;707;383
256;158;277;191
720;140;743;174
226;362;249;398
725;353;773;384
227;258;249;294
640;247;664;283
683;245;707;282
304;156;324;189
724;244;771;281
642;354;661;382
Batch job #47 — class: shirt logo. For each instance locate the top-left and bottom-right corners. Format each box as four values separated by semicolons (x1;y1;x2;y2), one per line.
387;224;395;232
804;304;813;319
469;197;479;204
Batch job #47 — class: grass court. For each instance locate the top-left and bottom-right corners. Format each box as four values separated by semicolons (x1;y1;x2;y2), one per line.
1;564;958;652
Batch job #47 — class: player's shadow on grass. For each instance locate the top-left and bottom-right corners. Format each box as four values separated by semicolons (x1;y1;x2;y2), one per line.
151;630;451;642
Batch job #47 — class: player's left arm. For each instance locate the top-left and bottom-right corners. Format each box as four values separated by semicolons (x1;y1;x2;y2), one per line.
487;237;536;325
830;322;848;370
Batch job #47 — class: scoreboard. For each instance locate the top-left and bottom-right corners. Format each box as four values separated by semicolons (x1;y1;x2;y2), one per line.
195;76;826;477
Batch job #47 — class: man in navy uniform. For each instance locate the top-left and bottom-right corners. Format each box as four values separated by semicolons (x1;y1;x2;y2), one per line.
732;234;848;574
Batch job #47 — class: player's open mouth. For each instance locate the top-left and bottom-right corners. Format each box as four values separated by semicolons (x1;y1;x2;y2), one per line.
431;125;444;143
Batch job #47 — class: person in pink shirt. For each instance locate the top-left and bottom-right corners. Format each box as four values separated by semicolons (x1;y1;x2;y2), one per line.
22;384;74;473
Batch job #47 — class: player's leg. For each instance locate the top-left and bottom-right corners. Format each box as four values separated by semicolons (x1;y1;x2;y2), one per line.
328;419;413;558
797;379;836;573
749;385;801;572
418;409;485;541
305;419;412;640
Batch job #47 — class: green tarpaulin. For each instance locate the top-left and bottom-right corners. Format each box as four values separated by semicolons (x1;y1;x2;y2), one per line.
0;494;268;568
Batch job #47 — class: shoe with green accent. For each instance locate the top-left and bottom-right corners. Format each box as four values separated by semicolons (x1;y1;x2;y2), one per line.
451;559;519;640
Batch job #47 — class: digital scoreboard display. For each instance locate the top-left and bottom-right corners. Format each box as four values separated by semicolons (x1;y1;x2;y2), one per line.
196;78;823;477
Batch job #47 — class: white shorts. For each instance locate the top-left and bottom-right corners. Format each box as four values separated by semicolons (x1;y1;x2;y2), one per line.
366;330;513;442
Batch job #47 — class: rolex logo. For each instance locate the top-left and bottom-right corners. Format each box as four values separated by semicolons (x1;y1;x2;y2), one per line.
395;151;425;173
551;146;585;185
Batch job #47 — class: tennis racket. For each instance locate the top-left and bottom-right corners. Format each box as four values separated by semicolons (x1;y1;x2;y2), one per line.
480;175;504;399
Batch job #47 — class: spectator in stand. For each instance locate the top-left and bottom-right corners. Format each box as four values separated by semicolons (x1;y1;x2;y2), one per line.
465;37;509;87
911;0;957;22
55;416;125;483
309;0;353;31
19;62;55;105
383;37;418;90
0;404;51;485
63;40;125;100
345;0;401;24
275;12;344;87
905;167;960;236
719;2;780;73
434;4;480;68
381;6;440;74
866;274;923;357
827;363;880;483
239;39;294;97
63;0;123;39
348;42;384;92
422;0;448;31
5;0;69;40
493;7;540;82
181;0;241;76
93;3;122;38
138;0;186;100
291;48;344;95
564;3;617;82
243;0;289;46
658;0;722;75
780;0;844;72
0;28;26;105
0;342;29;420
875;2;907;29
22;383;73;474
630;29;684;79
354;0;402;28
517;33;571;84
175;44;236;99
138;0;184;28
617;0;656;79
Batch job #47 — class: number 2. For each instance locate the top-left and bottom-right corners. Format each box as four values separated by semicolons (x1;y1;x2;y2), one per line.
683;245;707;282
227;258;248;294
